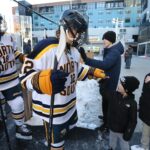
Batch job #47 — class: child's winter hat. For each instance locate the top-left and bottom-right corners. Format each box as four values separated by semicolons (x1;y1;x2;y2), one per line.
120;76;140;94
102;31;116;44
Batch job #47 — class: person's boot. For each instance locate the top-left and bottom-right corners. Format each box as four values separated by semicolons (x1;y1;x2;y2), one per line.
16;124;32;140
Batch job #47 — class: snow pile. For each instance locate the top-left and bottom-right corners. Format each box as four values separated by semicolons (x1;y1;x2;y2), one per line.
131;145;145;150
76;79;102;130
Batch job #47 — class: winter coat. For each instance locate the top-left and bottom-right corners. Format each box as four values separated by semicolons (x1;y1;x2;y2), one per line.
102;91;137;141
85;41;124;91
124;48;133;62
139;73;150;126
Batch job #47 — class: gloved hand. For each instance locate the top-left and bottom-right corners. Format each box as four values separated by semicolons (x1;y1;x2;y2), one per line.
32;70;69;95
19;54;26;63
78;47;87;61
51;70;69;94
88;67;106;79
123;129;132;141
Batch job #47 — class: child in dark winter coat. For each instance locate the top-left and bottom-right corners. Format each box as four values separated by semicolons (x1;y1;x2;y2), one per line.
102;76;140;150
138;73;150;150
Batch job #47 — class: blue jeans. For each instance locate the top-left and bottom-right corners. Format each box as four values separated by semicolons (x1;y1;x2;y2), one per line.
125;57;132;69
109;130;130;150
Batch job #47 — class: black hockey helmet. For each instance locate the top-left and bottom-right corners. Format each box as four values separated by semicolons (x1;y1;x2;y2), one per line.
60;9;88;47
60;9;88;34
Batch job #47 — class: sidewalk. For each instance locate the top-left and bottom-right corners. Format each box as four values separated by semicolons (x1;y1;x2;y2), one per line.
0;56;150;150
0;119;142;150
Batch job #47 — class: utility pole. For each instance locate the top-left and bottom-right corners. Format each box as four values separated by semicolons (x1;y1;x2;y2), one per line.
112;18;124;41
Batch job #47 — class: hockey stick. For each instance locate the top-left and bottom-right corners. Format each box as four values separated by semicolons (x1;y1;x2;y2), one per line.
48;56;58;149
48;26;66;150
0;100;12;150
12;0;58;25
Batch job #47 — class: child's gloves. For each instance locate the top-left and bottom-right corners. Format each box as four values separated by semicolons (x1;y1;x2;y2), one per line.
88;67;106;79
32;70;69;95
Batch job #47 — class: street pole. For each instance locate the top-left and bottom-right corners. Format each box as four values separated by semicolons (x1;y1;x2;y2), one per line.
70;0;72;9
115;18;119;41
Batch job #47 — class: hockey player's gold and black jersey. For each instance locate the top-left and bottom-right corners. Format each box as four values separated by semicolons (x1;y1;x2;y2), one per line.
20;37;90;124
0;34;23;91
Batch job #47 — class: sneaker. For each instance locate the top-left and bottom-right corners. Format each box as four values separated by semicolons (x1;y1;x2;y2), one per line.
16;124;32;140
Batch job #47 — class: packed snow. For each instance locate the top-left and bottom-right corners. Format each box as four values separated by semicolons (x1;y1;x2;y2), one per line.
76;79;102;130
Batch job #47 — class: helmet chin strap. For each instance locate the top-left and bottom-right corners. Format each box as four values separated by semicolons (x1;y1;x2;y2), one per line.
66;29;80;47
66;30;75;42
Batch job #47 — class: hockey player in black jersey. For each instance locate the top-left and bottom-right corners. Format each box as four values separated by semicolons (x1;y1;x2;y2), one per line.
0;14;32;140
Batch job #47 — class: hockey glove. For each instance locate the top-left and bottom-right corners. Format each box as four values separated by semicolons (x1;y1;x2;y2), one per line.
19;54;26;63
32;70;69;95
78;47;87;62
51;70;69;94
88;67;106;79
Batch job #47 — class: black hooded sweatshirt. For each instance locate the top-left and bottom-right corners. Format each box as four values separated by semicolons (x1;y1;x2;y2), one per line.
139;73;150;126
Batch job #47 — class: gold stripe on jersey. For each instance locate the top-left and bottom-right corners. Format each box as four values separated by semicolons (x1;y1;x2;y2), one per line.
0;72;18;83
12;111;24;120
78;67;88;81
32;99;76;116
14;50;21;58
35;44;58;60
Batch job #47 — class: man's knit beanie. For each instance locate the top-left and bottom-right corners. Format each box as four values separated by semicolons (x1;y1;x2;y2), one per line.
102;31;116;44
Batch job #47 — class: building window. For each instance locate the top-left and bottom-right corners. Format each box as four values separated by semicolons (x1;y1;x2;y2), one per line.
88;12;93;15
45;7;49;12
89;20;93;24
106;2;124;9
97;2;105;8
55;15;59;18
98;11;103;15
34;15;38;20
35;23;38;26
126;10;131;14
98;19;103;23
136;0;141;6
118;2;124;7
118;10;123;14
120;29;126;34
136;18;141;23
72;3;87;10
106;20;111;23
137;10;141;14
125;18;131;23
106;11;111;14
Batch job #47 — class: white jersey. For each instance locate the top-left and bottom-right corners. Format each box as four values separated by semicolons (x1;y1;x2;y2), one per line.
20;37;90;124
0;34;21;91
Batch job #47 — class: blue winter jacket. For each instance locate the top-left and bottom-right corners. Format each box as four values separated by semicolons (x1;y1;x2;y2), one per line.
85;41;124;91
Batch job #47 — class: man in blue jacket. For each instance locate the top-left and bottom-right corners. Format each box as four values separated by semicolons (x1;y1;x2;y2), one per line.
79;31;124;131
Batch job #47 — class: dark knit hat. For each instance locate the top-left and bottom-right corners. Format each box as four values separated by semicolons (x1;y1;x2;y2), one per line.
102;31;116;44
120;76;140;94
